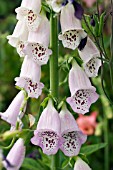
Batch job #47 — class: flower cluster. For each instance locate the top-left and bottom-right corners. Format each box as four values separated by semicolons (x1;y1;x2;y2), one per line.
0;0;101;169
31;100;87;156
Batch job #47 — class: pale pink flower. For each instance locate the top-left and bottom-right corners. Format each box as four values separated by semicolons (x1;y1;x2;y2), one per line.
78;38;101;77
15;0;42;31
7;20;28;57
15;56;44;99
0;91;25;126
23;17;52;66
76;111;98;135
3;138;25;170
74;157;92;170
59;105;87;157
31;99;61;155
66;61;99;114
58;3;87;50
82;0;96;7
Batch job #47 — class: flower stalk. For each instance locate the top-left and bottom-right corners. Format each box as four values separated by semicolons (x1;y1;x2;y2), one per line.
50;11;59;170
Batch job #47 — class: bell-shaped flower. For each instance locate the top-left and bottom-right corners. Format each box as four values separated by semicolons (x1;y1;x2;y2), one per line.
0;91;26;126
3;138;26;170
15;56;44;98
7;20;28;57
78;38;101;77
15;0;42;31
59;104;87;157
23;17;52;66
74;157;92;170
31;99;61;155
66;61;99;114
58;3;87;50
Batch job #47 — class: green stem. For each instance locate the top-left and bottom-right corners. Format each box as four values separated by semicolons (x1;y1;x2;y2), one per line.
50;12;59;170
104;113;109;170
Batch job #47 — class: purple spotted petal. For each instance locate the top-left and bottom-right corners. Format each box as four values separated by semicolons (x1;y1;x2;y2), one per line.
59;105;87;156
23;43;52;66
31;99;61;155
67;61;99;114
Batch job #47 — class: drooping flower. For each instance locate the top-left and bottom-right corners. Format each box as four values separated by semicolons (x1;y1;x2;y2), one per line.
15;56;44;98
15;0;42;31
66;61;99;114
78;38;101;77
58;3;87;50
74;157;92;170
0;91;26;126
7;20;28;57
31;99;61;155
23;17;52;66
59;104;87;157
3;138;26;170
76;111;98;135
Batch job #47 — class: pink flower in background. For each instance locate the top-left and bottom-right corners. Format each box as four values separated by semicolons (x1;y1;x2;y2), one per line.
59;104;87;157
3;138;25;170
82;0;96;7
31;99;61;155
76;111;98;135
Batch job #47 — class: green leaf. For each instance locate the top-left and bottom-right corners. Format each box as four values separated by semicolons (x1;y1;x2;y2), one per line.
80;143;107;155
22;158;50;170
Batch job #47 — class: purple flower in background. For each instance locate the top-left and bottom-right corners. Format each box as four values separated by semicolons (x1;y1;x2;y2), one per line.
31;99;61;155
78;37;101;77
15;56;44;99
58;3;87;50
59;105;87;156
74;157;92;170
23;17;52;66
0;91;26;126
15;0;42;31
67;61;99;114
7;20;28;57
3;138;26;170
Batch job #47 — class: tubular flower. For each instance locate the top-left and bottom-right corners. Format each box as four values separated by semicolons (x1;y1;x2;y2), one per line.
3;138;26;170
0;91;26;126
15;56;44;98
74;157;92;170
58;3;87;50
59;105;87;157
78;38;101;77
76;111;98;135
46;0;67;13
31;99;61;155
7;20;28;57
23;17;52;66
66;61;99;114
15;0;42;31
